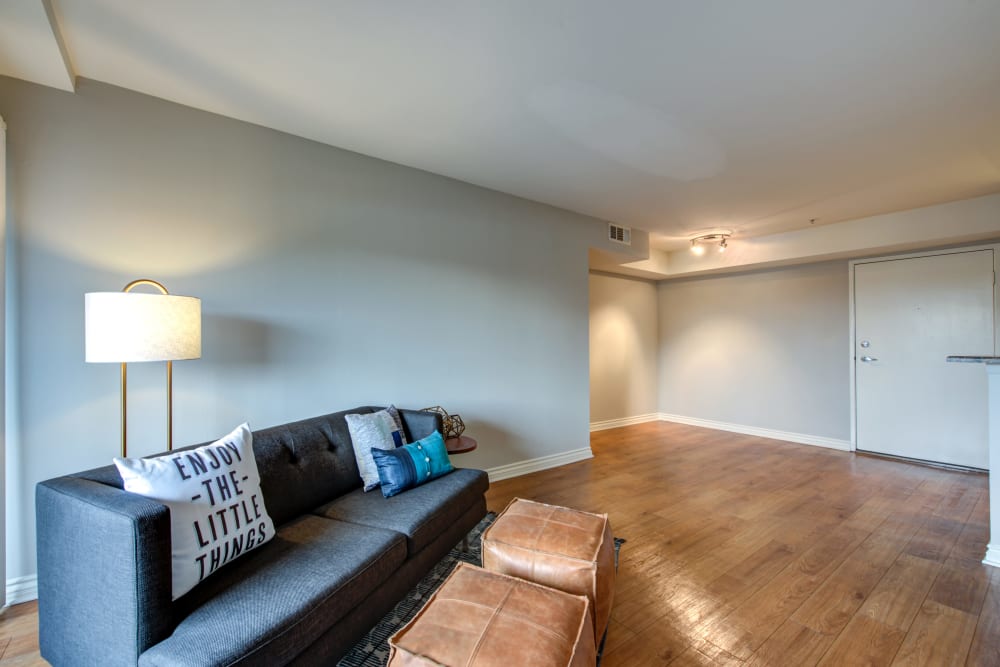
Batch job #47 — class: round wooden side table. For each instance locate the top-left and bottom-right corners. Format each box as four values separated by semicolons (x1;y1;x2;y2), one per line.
445;435;477;455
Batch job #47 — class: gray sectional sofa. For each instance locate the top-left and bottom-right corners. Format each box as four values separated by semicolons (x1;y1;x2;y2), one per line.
36;407;490;666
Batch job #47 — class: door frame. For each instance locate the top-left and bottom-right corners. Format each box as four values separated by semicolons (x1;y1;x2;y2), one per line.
848;244;1000;453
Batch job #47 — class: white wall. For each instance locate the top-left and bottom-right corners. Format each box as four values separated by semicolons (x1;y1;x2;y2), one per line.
658;261;850;441
0;76;612;582
589;272;658;424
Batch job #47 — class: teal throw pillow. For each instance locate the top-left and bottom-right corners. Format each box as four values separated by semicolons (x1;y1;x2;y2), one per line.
371;431;454;498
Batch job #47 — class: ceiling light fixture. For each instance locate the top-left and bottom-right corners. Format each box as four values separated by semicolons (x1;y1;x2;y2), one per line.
690;233;731;255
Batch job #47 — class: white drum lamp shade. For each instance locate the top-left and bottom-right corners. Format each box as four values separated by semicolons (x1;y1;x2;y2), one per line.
85;292;201;363
85;281;202;457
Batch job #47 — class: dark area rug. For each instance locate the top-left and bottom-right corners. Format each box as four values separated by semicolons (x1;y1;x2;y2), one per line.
337;512;625;666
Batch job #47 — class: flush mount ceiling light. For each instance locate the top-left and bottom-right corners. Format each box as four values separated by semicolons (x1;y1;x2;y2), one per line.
690;232;731;255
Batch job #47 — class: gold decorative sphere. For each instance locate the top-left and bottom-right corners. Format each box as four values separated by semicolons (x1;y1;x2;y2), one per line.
421;406;467;440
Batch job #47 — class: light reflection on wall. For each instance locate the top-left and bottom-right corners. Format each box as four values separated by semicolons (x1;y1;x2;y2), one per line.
589;274;658;423
28;210;274;278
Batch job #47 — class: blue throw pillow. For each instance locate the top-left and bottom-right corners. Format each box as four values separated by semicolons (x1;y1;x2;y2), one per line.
371;431;454;498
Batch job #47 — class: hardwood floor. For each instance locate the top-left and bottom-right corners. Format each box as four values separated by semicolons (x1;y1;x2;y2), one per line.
0;600;42;666
3;420;997;665
486;422;998;666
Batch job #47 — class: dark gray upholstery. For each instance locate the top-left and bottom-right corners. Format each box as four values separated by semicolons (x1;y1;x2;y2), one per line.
140;516;405;667
36;406;487;667
288;500;487;666
313;468;489;554
36;477;174;666
391;408;440;446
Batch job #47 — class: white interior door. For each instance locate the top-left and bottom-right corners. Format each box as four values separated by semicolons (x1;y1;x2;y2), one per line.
854;249;995;469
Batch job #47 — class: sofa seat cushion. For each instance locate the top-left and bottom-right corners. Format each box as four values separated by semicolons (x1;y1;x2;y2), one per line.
312;468;489;556
139;515;406;667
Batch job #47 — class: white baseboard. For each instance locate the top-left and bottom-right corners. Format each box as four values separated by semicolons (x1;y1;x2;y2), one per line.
486;447;594;483
658;413;852;452
589;413;660;432
984;544;1000;569
6;574;37;606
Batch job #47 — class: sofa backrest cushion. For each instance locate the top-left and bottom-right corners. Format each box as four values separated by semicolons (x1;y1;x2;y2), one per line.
248;409;371;526
71;407;442;528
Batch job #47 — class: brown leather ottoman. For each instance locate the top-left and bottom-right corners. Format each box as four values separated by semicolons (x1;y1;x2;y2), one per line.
387;562;595;666
481;498;615;645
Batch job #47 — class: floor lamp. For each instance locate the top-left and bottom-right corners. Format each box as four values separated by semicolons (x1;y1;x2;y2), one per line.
85;279;202;457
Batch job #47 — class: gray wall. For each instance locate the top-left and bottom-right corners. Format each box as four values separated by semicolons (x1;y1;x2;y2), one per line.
1;77;611;580
1;115;6;602
589;272;658;422
657;261;850;439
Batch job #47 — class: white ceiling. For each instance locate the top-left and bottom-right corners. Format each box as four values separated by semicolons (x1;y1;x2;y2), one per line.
2;0;1000;251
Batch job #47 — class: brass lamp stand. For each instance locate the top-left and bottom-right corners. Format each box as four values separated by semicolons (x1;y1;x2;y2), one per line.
85;279;202;457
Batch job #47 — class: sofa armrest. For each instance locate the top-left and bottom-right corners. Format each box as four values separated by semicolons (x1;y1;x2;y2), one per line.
37;476;174;666
398;409;443;441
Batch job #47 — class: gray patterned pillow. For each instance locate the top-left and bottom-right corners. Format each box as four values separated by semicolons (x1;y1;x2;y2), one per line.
346;409;407;491
385;404;408;444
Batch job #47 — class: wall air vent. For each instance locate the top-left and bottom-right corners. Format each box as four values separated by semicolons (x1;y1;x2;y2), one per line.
608;224;631;246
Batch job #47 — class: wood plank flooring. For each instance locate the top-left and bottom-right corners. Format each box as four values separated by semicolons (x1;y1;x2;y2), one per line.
0;599;41;666
486;422;998;666
2;420;997;665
